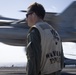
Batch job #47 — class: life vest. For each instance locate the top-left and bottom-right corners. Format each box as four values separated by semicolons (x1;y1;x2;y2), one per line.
31;22;62;74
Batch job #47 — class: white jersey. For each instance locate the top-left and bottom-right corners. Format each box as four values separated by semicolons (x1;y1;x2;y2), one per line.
32;22;62;74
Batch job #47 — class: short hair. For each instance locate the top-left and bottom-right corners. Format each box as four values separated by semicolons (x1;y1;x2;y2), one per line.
27;2;45;19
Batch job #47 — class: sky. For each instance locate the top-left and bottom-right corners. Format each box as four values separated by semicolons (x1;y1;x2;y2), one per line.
0;0;76;66
0;0;75;19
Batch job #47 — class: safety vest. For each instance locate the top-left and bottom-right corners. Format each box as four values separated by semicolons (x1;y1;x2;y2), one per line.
31;22;62;74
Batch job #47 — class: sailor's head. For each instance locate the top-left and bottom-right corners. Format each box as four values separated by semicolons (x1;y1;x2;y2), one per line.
25;2;46;27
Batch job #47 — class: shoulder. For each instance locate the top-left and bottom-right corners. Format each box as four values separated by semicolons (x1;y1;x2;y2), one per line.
30;27;40;35
30;27;41;41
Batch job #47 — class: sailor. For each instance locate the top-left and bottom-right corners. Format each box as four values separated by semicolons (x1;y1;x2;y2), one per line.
25;2;64;75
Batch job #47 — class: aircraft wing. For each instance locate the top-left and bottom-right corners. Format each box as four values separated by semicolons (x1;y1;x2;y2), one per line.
0;26;28;46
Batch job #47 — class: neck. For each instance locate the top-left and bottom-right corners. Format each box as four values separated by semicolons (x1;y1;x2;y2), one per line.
35;19;43;25
30;17;43;27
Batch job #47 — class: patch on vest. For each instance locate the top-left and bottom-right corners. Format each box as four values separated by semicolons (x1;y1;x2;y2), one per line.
46;51;61;64
39;24;50;30
50;29;59;41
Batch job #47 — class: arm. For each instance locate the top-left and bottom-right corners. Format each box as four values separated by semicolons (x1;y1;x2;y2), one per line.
26;28;41;75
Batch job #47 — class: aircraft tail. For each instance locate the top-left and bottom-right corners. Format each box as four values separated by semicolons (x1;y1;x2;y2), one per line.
59;1;76;28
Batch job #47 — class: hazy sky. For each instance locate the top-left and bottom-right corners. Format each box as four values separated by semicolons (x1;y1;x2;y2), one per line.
0;0;75;65
0;0;74;19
